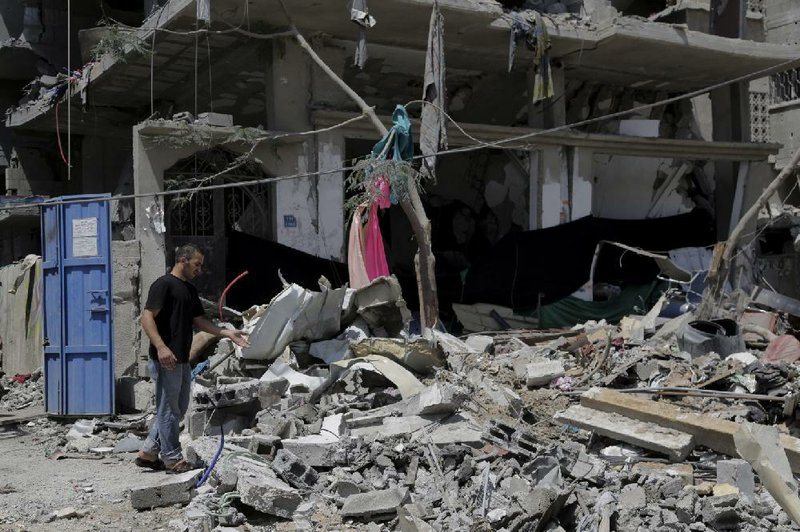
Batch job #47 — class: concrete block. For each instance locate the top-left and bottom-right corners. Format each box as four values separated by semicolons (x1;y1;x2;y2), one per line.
130;469;202;510
465;335;494;354
281;434;341;467
186;406;252;439
631;462;694;486
117;378;154;413
237;467;301;518
421;420;484;448
404;383;468;416
340;488;409;520
272;448;318;490
526;360;565;387
554;405;695;461
717;459;755;501
248;434;282;457
701;494;740;529
193;379;260;409
258;376;289;409
256;411;292;438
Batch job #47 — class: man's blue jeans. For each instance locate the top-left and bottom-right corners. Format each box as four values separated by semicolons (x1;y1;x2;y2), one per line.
141;359;191;463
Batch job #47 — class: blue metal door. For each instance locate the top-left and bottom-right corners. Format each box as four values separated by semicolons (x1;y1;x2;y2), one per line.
42;194;114;415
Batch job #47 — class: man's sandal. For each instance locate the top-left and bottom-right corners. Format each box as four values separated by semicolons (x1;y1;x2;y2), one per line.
134;456;165;471
164;459;194;474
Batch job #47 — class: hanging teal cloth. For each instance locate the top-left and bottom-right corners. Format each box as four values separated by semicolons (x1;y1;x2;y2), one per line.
372;105;414;162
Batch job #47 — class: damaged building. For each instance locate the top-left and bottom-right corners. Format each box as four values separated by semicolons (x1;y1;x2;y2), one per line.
3;1;800;530
2;0;796;376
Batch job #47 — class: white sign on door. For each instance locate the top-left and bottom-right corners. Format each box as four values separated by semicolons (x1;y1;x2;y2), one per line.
72;217;99;257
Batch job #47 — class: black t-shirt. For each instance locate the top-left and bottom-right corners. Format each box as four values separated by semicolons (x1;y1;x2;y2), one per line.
145;273;204;363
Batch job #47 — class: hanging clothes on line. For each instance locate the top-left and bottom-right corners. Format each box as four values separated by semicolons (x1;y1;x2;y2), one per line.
347;204;370;289
364;176;391;280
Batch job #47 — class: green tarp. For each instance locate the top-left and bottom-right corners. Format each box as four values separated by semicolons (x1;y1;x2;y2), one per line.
537;282;665;329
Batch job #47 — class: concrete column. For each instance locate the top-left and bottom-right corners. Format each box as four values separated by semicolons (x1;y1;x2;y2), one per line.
571;147;593;220
317;132;346;260
132;126;196;375
540;146;567;228
528;150;541;230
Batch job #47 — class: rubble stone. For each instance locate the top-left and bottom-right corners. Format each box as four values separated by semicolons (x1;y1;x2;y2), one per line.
631;462;694;486
237;467;302;518
272;448;318;490
404;383;468;416
526;359;566;387
701;494;740;529
717;459;755;501
465;335;494;354
130;469;202;510
619;484;646;511
340;488;410;520
281;434;341;467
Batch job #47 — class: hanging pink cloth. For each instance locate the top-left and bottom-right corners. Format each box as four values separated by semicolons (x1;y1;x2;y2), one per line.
364;176;391;280
347;204;370;289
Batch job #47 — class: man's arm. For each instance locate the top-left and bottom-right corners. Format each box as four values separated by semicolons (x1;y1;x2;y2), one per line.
193;316;251;349
141;308;178;370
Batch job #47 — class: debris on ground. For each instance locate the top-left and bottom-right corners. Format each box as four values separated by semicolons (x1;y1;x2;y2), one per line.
8;275;800;531
0;369;43;410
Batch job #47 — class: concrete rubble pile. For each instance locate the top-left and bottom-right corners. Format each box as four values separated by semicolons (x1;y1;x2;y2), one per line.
0;369;44;410
114;276;800;531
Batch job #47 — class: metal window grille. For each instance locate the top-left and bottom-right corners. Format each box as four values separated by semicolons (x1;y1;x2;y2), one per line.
750;91;771;143
771;68;800;105
747;0;765;14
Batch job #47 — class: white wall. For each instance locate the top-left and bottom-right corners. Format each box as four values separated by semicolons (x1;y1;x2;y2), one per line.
592;155;694;219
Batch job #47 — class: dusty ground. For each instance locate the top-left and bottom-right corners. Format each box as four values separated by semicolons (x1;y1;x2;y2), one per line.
0;419;183;532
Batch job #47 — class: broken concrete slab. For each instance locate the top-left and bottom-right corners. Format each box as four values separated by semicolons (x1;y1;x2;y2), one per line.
327;355;424;400
193;379;260;409
340;487;410;520
404;382;468;416
526;359;565;388
464;334;494;354
237;466;302;518
272;448;318;490
130;469;202;510
581;387;800;472
418;418;485;448
348;275;411;337
350;338;445;375
350;415;439;440
717;459;755;502
631;462;694;486
258;375;289;409
554;404;695;461
280;434;341;467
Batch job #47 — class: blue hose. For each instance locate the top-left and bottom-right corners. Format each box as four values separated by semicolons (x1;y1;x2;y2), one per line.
196;430;224;488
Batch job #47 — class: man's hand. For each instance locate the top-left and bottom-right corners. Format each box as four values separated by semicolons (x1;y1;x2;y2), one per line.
157;345;178;370
221;329;250;349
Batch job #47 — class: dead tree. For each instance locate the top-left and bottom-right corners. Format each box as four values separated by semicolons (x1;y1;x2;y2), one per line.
278;1;440;330
697;144;800;319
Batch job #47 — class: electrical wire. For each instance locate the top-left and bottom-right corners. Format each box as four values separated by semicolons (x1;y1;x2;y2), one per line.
54;103;70;167
3;49;798;213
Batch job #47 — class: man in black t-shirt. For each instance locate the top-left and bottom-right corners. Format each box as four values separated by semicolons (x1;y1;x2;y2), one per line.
136;243;249;473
